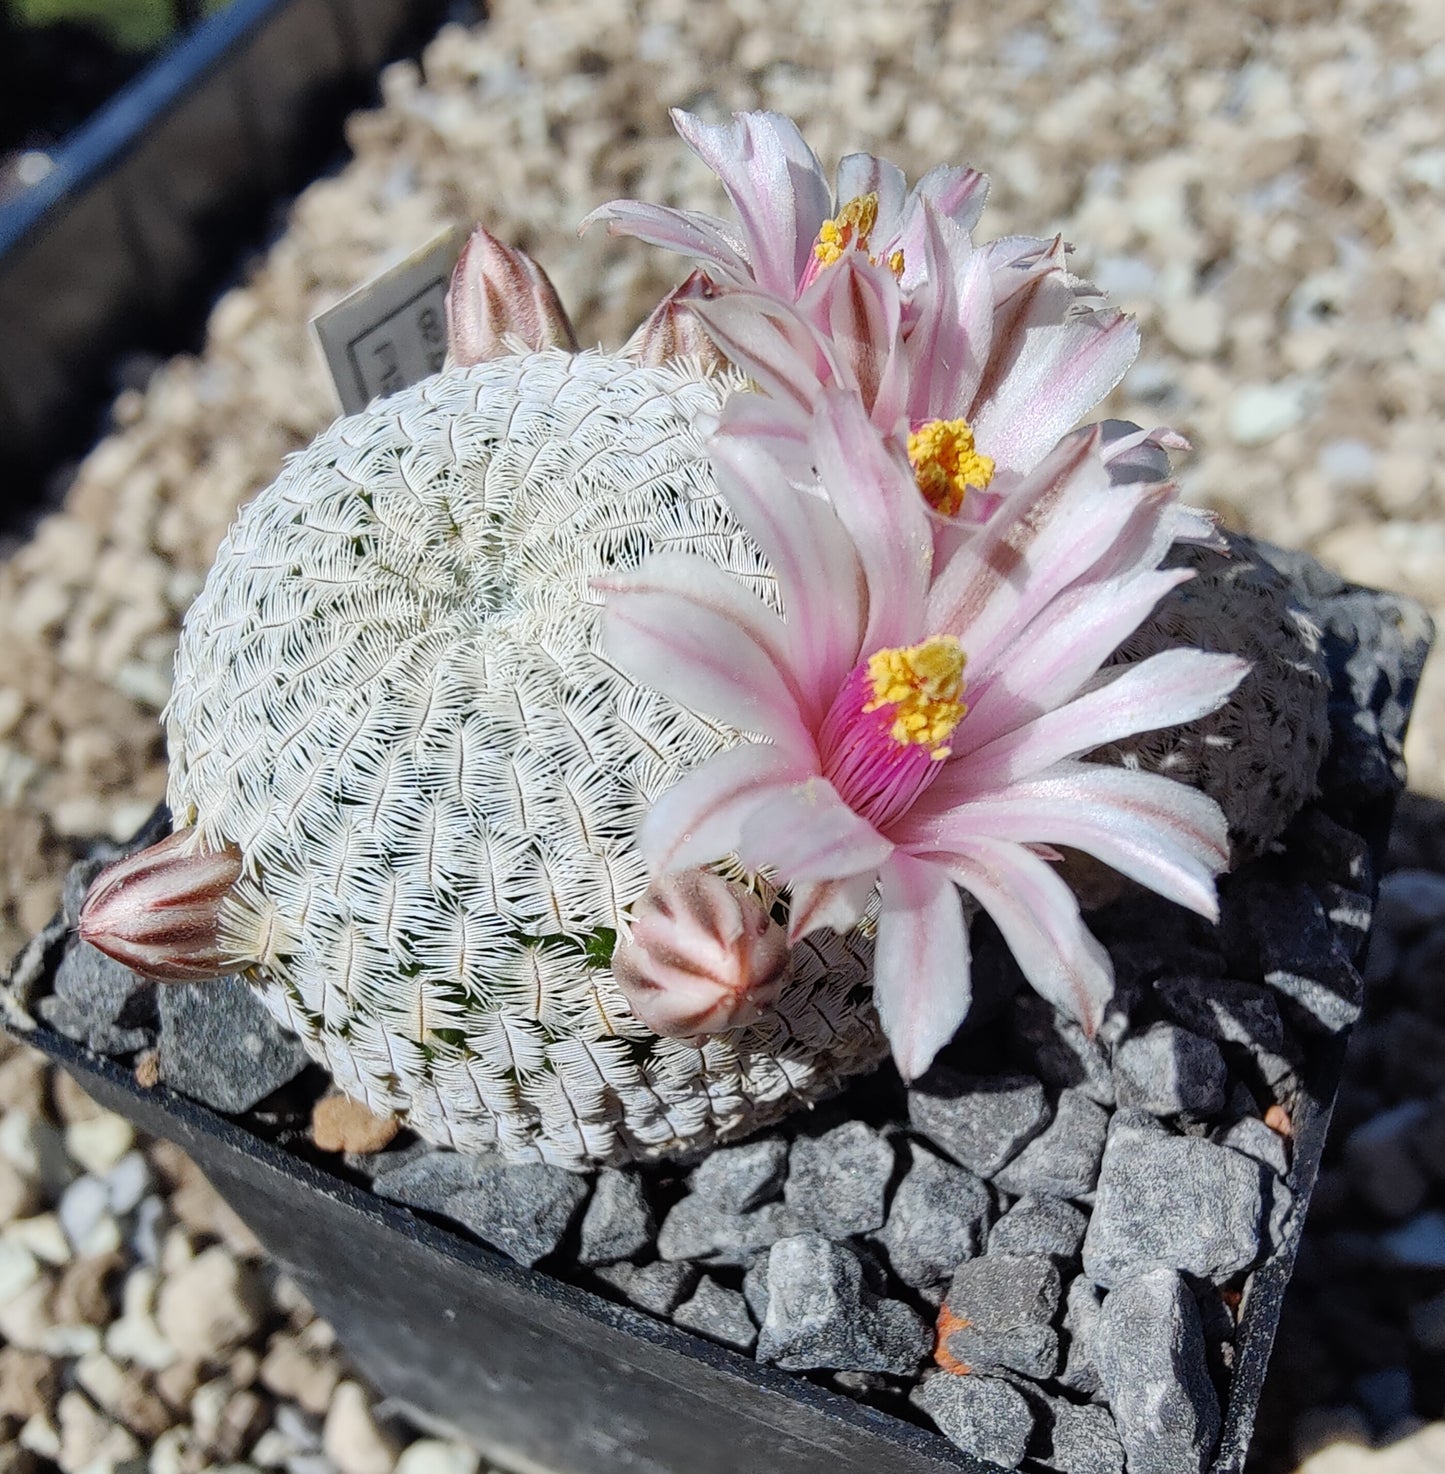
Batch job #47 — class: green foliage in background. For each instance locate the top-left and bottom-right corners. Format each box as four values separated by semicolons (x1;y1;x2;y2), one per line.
12;0;229;51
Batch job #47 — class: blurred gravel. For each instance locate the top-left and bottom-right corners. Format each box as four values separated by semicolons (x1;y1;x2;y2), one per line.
1;0;1443;1470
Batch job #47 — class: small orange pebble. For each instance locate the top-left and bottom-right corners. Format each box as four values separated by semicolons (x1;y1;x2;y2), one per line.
933;1304;973;1376
1264;1103;1293;1138
311;1092;400;1154
1220;1286;1243;1318
133;1050;161;1089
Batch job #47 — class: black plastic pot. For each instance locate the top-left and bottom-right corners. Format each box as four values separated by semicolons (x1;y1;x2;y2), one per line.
5;551;1433;1474
0;0;458;520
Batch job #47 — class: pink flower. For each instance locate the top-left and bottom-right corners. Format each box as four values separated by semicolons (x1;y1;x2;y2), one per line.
582;108;988;304
584;110;1142;513
596;391;1246;1080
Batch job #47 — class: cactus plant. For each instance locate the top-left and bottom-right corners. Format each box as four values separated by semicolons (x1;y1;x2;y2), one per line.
82;111;1330;1170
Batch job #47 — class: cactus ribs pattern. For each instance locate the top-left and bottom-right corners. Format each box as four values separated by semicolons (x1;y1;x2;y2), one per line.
165;352;887;1169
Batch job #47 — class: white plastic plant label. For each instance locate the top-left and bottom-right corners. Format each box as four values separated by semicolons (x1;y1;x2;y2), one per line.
311;227;463;414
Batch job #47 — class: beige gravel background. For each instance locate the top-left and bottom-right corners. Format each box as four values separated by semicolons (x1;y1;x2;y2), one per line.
1;0;1443;1469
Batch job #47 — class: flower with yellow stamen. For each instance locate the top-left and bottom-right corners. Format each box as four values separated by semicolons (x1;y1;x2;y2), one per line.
907;418;996;518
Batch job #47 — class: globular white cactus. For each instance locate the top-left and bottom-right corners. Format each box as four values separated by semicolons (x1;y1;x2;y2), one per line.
164;351;886;1168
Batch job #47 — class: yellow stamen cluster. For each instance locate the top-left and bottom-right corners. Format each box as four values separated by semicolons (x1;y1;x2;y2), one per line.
907;418;996;518
864;637;968;757
813;193;879;267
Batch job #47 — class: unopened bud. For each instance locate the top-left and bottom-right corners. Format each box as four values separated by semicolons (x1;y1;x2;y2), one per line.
445;224;578;365
621;270;727;370
612;869;790;1038
78;830;243;984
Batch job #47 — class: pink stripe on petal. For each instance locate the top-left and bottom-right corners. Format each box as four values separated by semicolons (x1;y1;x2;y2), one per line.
672;109;831;295
708;432;867;720
952;649;1249;793
811;389;932;651
902;764;1229;920
926;428;1105;652
913;163;990;233
596;553;813;757
639;743;812;873
579;201;752;281
971;310;1140;475
692;294;839;412
787;870;878;942
738;776;894;883
930;837;1114;1035
874;852;972;1081
952;567;1196;755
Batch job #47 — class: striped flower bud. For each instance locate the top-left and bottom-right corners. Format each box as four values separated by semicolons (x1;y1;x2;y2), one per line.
78;830;243;984
445;224;578;365
612;869;790;1038
622;270;726;370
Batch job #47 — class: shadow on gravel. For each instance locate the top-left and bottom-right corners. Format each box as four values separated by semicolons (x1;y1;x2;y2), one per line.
1249;790;1445;1471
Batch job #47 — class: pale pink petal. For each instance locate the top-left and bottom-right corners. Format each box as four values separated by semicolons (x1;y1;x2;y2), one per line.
810;389;932;651
596;553;813;757
928;837;1114;1034
739;777;894;883
787;871;878;941
691;292;840;412
873;852;972;1080
579;201;752;281
953;649;1249;793
902;208;992;424
708;430;866;722
802;256;908;428
835;152;909;238
640;743;813;873
899;762;1230;920
672;109;831;295
953;567;1195;752
912;163;990;232
970;309;1140;475
926;428;1112;659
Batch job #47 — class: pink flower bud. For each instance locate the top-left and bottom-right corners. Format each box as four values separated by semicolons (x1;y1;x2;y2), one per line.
621;270;727;370
445;224;578;365
612;869;790;1037
78;830;243;984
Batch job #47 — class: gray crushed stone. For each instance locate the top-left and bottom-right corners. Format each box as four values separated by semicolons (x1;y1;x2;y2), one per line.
688;1138;789;1214
576;1169;655;1266
1082;1112;1267;1288
755;1233;927;1375
1094;1270;1221;1474
1113;1023;1228;1117
593;1260;699;1317
1046;1398;1125;1474
910;1372;1033;1470
909;1070;1051;1177
988;1195;1088;1264
994;1089;1110;1199
784;1121;894;1238
157;976;309;1114
1154;975;1286;1052
875;1140;991;1290
656;1193;800;1267
374;1152;588;1267
939;1253;1062;1379
672;1276;757;1353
